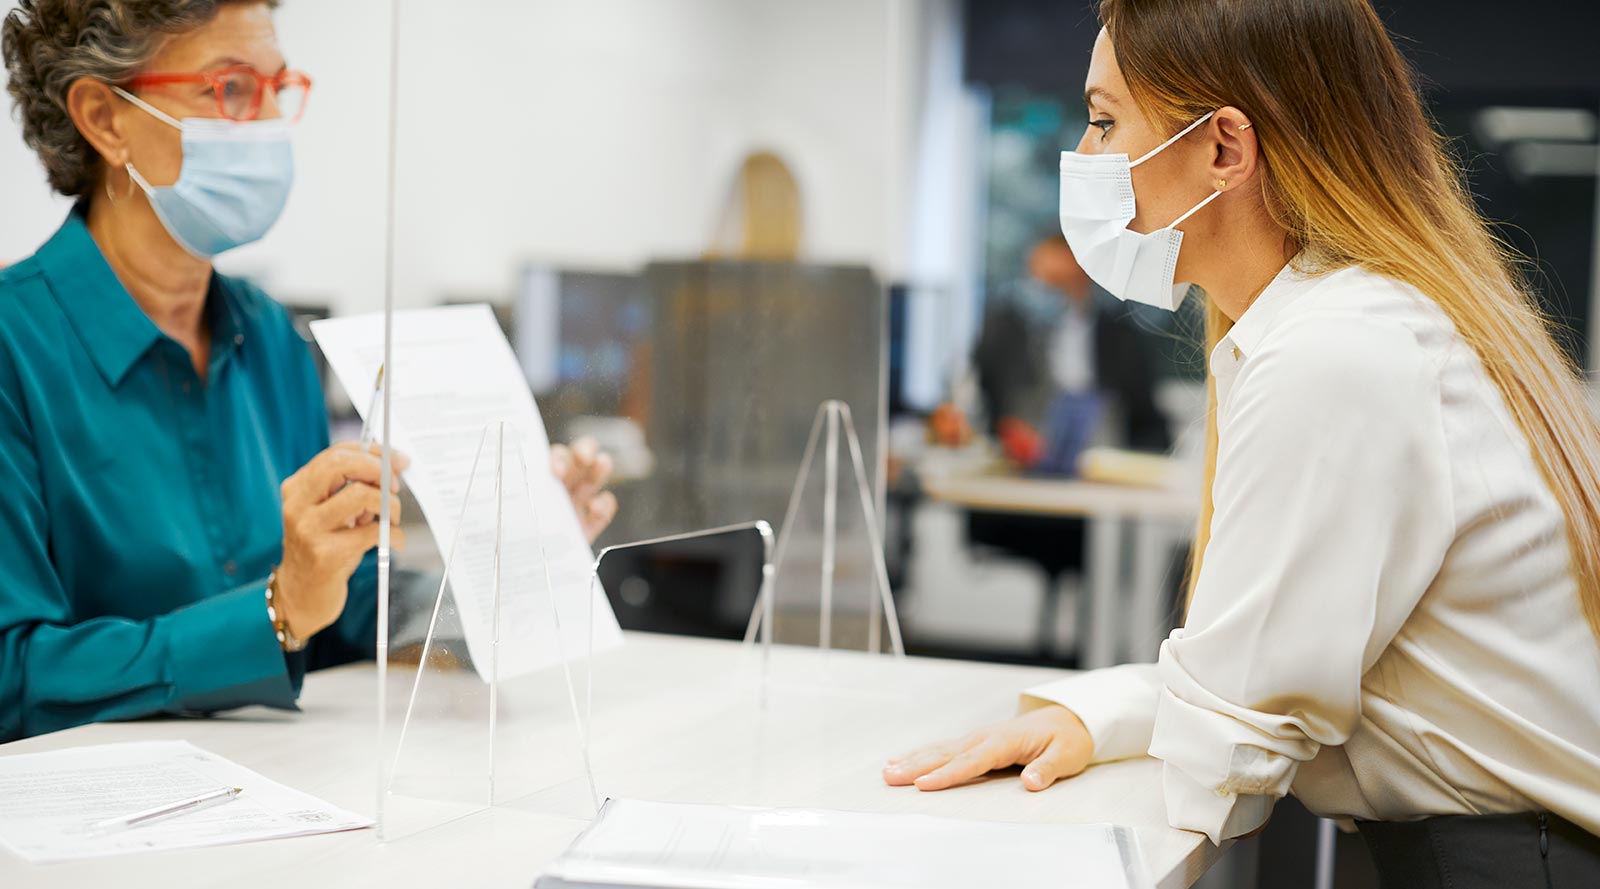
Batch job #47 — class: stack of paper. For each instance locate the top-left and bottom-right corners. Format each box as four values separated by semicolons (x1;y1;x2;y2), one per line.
537;799;1153;889
0;741;370;863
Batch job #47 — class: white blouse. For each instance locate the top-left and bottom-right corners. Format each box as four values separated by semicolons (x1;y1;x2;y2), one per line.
1023;263;1600;844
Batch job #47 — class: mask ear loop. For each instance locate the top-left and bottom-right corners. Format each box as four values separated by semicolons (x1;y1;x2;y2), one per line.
1128;110;1225;232
110;85;183;129
1130;110;1216;168
108;85;178;207
1162;187;1224;232
124;162;155;197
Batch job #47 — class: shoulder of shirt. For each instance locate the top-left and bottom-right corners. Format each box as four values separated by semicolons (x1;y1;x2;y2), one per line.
0;254;51;308
0;255;55;359
0;261;48;387
1241;266;1442;407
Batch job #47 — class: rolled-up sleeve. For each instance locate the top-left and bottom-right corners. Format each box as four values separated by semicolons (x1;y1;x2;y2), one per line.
1148;313;1456;843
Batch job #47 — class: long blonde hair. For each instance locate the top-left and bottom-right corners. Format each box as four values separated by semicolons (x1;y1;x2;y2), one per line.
1097;0;1600;641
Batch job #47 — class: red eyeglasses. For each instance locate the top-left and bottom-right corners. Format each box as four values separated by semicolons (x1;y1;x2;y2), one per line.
123;65;313;123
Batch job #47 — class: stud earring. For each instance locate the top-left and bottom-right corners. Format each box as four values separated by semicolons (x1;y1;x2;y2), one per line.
1215;178;1228;190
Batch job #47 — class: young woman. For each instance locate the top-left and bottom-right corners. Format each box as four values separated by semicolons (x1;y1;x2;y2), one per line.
885;0;1600;883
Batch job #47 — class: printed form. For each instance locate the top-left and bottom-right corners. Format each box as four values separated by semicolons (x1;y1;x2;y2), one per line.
311;305;624;681
0;741;369;863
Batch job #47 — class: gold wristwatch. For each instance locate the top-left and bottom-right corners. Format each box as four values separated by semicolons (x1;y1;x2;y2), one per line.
264;569;308;652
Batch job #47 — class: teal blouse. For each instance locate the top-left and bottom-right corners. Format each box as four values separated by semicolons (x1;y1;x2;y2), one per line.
0;207;376;742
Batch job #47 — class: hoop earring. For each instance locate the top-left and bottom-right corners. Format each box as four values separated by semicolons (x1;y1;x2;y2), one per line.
1237;122;1253;131
104;167;136;205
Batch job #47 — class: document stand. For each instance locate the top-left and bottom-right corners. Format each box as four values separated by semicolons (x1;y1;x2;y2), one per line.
743;400;905;659
377;420;597;841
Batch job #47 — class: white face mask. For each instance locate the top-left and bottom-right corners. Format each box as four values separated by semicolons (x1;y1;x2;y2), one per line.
1058;111;1219;311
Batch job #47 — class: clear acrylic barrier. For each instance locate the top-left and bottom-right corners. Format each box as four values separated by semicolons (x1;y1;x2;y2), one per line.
378;421;597;840
381;1;890;558
583;520;774;709
382;0;890;638
376;0;895;839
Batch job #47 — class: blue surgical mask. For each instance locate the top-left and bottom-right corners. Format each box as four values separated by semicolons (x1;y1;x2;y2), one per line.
112;86;294;259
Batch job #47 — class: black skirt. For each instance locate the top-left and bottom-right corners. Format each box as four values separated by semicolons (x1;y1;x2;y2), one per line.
1357;812;1600;889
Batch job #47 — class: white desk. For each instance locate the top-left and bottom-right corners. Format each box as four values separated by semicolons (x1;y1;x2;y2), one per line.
0;633;1219;888
922;473;1197;669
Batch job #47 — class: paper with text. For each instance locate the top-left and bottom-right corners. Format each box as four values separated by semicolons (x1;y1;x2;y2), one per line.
0;741;369;863
311;305;623;681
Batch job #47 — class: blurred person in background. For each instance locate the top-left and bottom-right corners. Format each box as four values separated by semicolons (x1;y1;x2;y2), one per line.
972;232;1169;471
0;0;615;743
953;232;1172;659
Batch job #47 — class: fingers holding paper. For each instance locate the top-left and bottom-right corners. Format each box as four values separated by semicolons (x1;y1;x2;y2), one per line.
551;436;617;543
882;706;1094;792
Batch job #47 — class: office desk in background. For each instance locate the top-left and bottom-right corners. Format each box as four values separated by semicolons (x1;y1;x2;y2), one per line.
921;471;1197;669
0;634;1219;889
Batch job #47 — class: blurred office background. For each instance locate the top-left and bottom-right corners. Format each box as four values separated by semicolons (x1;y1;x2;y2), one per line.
2;1;1597;885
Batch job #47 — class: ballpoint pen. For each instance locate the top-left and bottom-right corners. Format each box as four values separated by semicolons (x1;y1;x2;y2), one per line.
357;363;385;452
345;364;386;528
87;786;243;835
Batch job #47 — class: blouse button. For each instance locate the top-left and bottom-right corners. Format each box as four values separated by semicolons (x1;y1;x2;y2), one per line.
223;560;238;576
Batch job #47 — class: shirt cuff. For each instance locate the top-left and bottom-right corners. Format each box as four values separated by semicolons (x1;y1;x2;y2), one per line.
1019;662;1161;763
1160;760;1274;845
161;582;299;713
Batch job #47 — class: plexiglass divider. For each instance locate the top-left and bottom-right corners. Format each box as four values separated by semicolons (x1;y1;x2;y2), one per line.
583;521;775;719
373;0;897;840
378;420;597;840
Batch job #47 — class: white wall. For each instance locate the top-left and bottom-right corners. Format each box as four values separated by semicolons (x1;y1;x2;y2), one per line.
3;0;982;318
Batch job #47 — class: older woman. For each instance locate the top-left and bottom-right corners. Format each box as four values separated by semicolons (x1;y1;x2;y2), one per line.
0;0;617;742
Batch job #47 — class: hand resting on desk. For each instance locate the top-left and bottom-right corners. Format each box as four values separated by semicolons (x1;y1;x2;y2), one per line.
884;705;1095;792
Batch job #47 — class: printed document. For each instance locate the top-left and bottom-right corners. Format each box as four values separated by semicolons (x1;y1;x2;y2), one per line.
0;741;369;863
312;305;624;681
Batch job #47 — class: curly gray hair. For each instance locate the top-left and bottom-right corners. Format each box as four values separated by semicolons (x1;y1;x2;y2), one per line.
3;0;279;197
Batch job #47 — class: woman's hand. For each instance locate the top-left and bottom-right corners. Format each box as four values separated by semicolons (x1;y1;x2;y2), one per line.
883;705;1095;792
551;437;617;544
274;442;409;639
